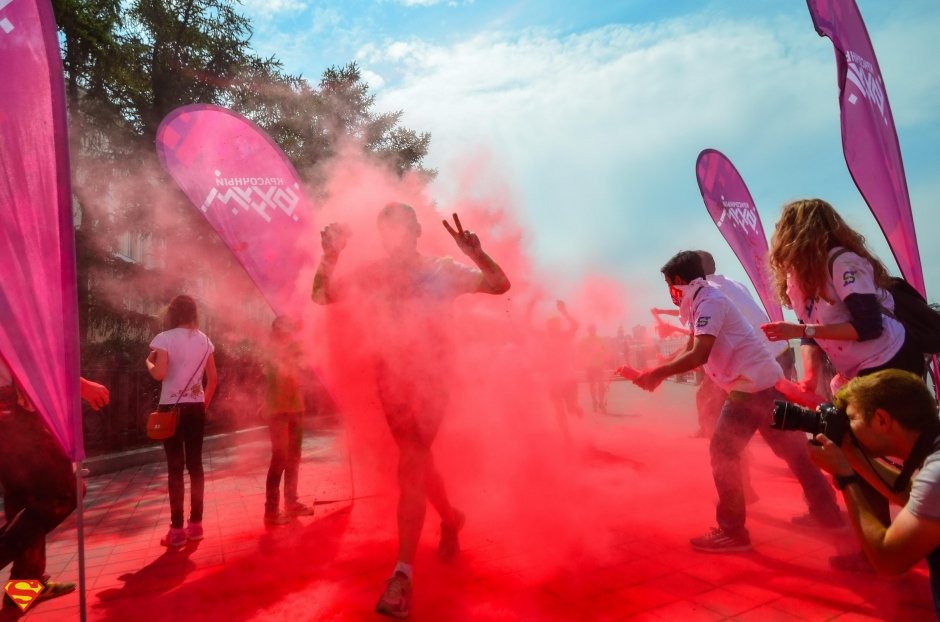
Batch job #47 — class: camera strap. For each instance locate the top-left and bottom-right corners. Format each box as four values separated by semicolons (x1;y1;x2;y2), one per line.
892;421;940;493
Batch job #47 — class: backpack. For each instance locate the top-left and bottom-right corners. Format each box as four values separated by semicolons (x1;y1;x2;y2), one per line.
886;277;940;354
828;248;940;354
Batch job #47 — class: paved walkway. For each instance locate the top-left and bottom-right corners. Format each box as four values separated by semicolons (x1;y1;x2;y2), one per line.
7;381;935;621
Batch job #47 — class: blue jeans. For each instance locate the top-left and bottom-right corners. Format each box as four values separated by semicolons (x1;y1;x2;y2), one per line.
711;387;839;535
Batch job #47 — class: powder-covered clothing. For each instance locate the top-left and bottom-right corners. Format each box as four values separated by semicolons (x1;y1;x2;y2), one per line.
705;274;789;358
265;340;305;414
150;328;214;405
352;254;483;444
352;254;482;370
684;279;783;394
786;248;904;378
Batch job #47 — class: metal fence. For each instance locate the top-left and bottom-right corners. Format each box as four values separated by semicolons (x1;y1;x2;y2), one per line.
79;364;338;457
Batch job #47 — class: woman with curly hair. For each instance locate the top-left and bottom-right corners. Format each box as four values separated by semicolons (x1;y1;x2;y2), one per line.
762;198;923;394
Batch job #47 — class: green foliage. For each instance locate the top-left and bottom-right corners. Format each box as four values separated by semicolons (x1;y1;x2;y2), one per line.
50;1;434;354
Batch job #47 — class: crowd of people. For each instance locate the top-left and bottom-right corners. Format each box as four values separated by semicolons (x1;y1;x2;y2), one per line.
2;197;940;619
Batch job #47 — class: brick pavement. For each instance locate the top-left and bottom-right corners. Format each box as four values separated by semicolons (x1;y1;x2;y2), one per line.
5;381;935;621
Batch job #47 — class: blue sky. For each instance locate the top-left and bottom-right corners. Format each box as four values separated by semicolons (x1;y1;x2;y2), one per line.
241;0;940;328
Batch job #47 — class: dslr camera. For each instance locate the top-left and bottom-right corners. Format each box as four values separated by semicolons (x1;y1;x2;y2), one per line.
770;400;852;446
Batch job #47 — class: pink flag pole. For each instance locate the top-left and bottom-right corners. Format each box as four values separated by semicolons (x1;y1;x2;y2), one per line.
0;0;86;618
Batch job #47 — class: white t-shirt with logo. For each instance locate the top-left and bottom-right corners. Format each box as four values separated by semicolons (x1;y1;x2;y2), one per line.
786;248;904;378
150;328;214;405
705;274;789;359
687;281;783;394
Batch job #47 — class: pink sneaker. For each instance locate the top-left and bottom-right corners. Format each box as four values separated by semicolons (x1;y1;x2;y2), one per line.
160;527;186;548
185;521;204;541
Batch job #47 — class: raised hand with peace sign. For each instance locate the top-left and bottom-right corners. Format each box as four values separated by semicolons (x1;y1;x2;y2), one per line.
442;213;482;259
441;212;511;295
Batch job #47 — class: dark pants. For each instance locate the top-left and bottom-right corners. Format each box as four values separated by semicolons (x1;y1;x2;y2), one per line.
0;406;77;579
161;403;205;529
711;387;840;535
265;412;303;514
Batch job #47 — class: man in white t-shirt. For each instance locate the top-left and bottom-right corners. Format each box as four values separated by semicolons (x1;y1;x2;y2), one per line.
629;251;841;552
657;251;795;438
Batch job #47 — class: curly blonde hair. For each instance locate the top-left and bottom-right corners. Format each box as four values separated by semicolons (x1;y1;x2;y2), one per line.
768;199;891;306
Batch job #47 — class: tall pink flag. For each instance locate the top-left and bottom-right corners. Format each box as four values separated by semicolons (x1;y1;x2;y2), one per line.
156;105;317;317
807;0;924;296
0;0;82;459
695;149;783;323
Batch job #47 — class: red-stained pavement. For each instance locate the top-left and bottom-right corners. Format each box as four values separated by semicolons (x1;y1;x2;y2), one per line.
11;381;935;621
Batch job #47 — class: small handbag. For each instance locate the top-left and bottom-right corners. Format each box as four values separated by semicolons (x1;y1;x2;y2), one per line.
146;407;179;440
147;338;210;440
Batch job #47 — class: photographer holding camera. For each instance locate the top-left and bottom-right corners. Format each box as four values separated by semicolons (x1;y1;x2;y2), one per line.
808;370;940;618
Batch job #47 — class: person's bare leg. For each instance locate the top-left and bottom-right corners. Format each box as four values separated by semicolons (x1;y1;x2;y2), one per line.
396;440;429;565
424;452;456;524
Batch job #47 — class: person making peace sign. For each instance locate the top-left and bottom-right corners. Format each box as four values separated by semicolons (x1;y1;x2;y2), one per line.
312;202;510;619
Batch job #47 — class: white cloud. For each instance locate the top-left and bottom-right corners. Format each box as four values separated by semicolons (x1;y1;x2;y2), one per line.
365;8;940;319
239;0;307;18
360;68;386;90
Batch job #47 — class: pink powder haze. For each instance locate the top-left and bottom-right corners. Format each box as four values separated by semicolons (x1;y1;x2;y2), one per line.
24;77;928;620
5;0;937;617
120;104;720;618
52;103;928;622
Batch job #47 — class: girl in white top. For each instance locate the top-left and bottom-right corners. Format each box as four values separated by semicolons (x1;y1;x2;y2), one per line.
762;199;923;395
146;295;217;548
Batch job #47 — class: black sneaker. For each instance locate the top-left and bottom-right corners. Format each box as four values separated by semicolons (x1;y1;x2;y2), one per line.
690;527;752;553
438;510;466;563
375;572;411;619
